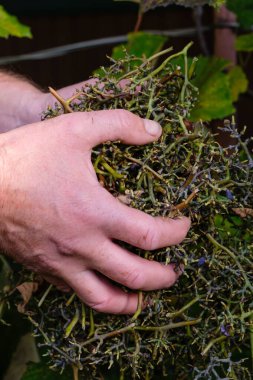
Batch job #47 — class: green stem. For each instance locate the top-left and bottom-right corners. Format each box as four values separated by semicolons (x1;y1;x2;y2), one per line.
64;306;80;338
100;160;125;179
38;284;53;308
165;133;200;154
81;323;136;347
118;47;174;81
88;308;95;338
80;319;201;348
66;292;76;307
135;318;201;332
178;114;189;135
201;335;227;356
125;155;167;183
207;234;253;294
146;86;155;119
81;303;86;330
131;291;143;322
137;42;194;86
166;296;200;319
147;174;156;205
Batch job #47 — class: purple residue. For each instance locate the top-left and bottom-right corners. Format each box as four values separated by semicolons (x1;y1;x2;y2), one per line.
198;257;206;267
226;190;234;201
220;325;230;337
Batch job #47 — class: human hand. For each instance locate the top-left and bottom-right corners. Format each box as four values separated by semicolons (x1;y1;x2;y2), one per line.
0;110;190;314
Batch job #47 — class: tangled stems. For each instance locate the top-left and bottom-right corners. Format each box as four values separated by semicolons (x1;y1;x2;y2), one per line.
206;234;253;294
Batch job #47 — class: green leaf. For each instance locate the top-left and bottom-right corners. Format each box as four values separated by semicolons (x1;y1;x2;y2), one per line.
189;56;234;122
94;32;167;77
227;65;248;102
235;33;253;52
21;361;72;380
227;0;253;29
0;6;32;39
112;31;167;63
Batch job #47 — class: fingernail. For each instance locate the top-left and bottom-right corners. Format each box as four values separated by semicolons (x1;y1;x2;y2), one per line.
143;119;162;136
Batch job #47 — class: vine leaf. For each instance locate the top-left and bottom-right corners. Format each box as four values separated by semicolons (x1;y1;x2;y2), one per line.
227;0;253;29
112;32;167;62
235;33;253;52
0;5;32;39
189;56;235;121
94;32;167;76
227;65;248;102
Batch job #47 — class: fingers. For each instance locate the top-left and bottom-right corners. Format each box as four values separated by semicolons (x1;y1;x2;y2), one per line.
87;240;182;291
43;275;71;292
60;109;162;149
105;198;191;250
63;269;138;314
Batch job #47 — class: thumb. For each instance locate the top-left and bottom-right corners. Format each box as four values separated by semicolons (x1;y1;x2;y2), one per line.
64;109;162;148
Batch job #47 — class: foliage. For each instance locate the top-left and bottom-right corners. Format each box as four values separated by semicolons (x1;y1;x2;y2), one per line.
11;46;252;380
227;0;253;29
112;32;167;63
236;33;253;53
98;31;249;122
189;56;248;121
0;5;32;39
227;65;248;102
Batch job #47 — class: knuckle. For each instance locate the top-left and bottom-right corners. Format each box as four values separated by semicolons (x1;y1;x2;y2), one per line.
59;113;86;140
25;251;61;277
138;222;159;250
124;269;145;290
115;109;138;128
89;297;111;313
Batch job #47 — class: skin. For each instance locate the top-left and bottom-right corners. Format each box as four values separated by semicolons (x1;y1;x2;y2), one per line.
0;73;191;314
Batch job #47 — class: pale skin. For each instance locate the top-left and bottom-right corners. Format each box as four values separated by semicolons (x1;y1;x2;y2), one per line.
0;72;191;314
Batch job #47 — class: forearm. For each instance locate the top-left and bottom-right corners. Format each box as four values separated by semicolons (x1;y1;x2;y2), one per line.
0;71;96;133
0;71;44;132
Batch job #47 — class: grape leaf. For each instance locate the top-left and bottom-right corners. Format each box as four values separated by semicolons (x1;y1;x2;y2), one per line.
189;56;235;121
227;65;248;102
227;0;253;29
0;5;32;39
235;33;253;52
112;32;167;61
94;32;167;76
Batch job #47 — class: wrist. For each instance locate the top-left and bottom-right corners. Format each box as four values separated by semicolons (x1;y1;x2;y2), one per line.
0;71;45;132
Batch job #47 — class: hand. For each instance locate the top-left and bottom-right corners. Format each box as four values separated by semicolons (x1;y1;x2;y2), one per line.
0;110;190;314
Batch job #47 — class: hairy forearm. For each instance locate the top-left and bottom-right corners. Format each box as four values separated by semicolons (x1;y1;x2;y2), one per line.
0;71;45;132
0;71;96;133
